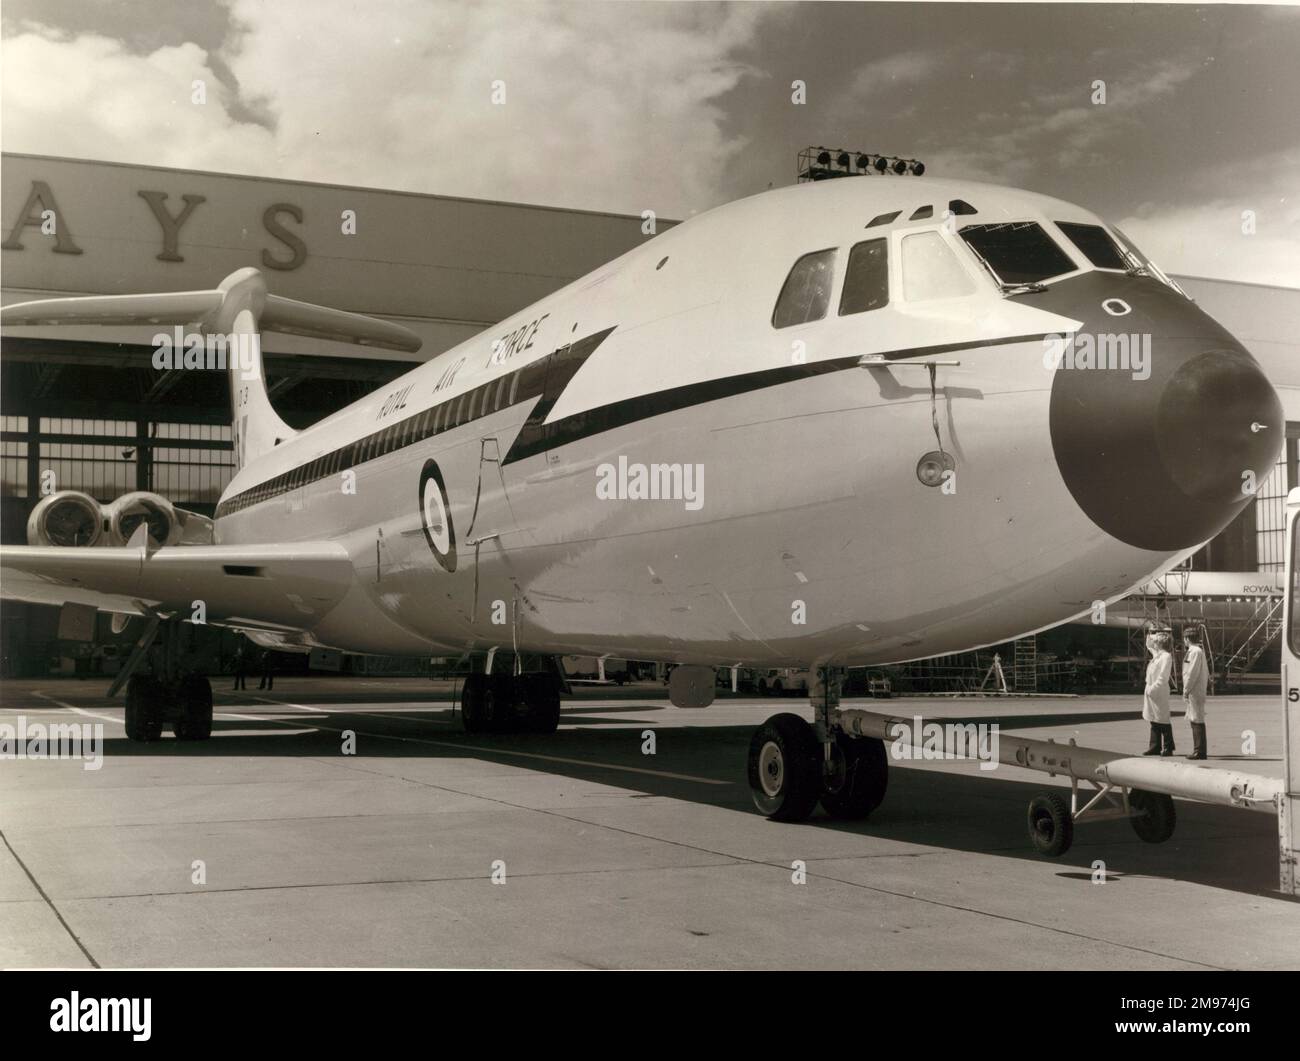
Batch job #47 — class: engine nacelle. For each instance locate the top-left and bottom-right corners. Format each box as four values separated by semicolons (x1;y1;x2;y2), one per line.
105;491;184;548
26;490;105;547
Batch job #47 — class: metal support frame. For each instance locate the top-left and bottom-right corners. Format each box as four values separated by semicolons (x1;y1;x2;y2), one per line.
106;614;161;697
1070;777;1135;826
813;664;845;781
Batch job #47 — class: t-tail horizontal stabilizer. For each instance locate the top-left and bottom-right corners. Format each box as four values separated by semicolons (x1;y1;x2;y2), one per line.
1;267;423;469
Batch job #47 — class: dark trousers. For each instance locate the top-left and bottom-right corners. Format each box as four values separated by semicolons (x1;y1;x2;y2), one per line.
233;672;246;690
259;673;273;690
1189;722;1207;759
1147;723;1175;754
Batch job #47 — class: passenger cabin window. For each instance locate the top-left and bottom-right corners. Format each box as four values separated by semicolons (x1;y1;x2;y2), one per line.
839;239;889;315
1056;222;1126;270
901;231;976;301
959;222;1075;285
772;248;837;328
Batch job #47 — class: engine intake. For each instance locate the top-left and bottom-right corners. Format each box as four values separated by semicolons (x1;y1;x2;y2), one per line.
26;491;104;547
106;491;183;548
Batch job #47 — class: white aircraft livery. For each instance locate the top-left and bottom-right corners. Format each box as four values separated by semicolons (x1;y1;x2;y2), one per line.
0;163;1282;820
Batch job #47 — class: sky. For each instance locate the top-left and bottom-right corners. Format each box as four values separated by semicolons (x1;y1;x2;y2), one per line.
2;0;1297;286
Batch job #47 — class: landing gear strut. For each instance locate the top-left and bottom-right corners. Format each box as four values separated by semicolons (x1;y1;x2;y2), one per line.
115;617;215;743
747;666;889;822
461;671;562;734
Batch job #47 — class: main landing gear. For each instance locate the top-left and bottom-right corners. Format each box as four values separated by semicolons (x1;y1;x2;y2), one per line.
114;616;215;743
460;671;562;734
124;672;214;742
746;667;889;822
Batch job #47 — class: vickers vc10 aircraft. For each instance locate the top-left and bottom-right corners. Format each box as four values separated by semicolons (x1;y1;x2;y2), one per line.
0;151;1282;822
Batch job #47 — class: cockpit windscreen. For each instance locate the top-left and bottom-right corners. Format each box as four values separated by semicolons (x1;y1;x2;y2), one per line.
1055;222;1127;270
958;222;1076;285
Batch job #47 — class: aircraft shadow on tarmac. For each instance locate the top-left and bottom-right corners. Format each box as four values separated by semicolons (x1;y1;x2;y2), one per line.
57;693;1289;903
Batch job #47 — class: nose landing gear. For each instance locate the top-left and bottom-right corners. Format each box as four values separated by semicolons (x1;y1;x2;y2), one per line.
746;667;890;822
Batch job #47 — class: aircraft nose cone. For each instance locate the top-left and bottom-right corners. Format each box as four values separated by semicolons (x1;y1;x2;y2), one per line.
1156;350;1281;507
1050;342;1282;551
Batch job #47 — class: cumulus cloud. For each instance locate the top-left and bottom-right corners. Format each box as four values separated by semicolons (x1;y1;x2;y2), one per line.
1116;148;1300;287
2;2;772;218
1;26;275;172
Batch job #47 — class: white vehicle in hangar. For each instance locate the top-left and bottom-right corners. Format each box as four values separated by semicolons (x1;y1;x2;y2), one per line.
0;148;1284;832
757;668;811;697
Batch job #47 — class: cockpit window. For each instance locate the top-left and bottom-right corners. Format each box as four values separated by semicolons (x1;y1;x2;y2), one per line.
1110;226;1190;297
958;222;1076;285
839;239;888;316
772;248;837;328
901;231;976;301
1056;221;1127;270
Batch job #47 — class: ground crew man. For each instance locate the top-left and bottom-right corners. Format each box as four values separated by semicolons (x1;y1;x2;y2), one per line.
1142;630;1175;756
1182;628;1209;760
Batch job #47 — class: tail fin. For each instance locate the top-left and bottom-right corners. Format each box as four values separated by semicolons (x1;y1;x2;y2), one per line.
1;267;422;471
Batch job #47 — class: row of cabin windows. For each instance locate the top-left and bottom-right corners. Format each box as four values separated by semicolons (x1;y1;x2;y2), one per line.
222;369;526;514
772;238;889;328
772;230;975;328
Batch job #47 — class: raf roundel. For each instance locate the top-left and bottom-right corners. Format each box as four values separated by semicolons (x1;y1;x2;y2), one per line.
418;459;457;571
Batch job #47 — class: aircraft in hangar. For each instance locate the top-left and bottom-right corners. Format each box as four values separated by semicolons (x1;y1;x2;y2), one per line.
0;149;1282;823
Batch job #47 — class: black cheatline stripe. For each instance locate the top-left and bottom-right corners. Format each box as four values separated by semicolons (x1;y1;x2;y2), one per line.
501;331;1052;464
215;329;1049;515
214;327;615;518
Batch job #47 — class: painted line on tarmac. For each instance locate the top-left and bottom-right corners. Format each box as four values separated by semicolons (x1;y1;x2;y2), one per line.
223;710;728;785
32;691;121;725
245;695;327;714
23;695;725;786
350;730;731;785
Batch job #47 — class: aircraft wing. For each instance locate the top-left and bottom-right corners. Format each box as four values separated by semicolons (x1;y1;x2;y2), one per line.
0;541;355;632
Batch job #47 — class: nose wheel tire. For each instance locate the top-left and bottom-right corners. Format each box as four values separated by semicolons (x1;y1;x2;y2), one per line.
820;734;889;820
748;713;822;822
1129;788;1176;843
1027;792;1073;856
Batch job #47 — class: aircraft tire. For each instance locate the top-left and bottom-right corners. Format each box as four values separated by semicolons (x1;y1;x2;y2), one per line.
748;713;821;822
518;672;561;734
1027;792;1073;856
1129;788;1176;843
461;674;491;734
173;675;213;740
820;734;888;819
124;675;165;742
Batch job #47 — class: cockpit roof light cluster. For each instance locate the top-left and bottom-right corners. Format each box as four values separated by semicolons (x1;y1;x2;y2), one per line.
798;146;925;182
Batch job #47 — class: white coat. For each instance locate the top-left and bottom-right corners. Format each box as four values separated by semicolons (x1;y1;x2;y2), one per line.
1182;644;1208;723
1143;650;1172;724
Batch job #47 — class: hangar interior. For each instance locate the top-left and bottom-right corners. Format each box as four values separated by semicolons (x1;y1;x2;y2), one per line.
2;152;1297;690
